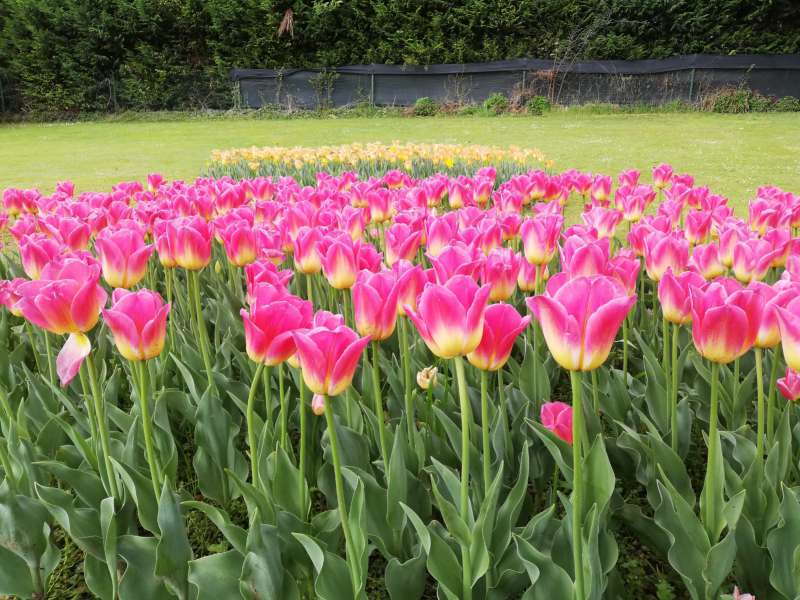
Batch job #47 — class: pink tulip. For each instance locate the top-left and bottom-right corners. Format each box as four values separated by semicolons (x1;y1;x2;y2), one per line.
561;236;610;278
147;173;164;192
689;243;725;280
165;217;212;271
291;325;371;396
293;227;324;274
244;260;293;304
520;215;562;265
718;225;748;268
618;169;640;188
385;223;422;267
644;232;689;281
732;238;780;283
590;176;612;204
776;297;800;372
352;269;400;340
481;248;521;302
16;260;107;385
517;262;549;293
540;401;573;444
241;285;313;365
426;214;459;257
652;163;673;189
321;237;358;290
19;234;63;279
0;278;26;317
607;253;640;296
405;275;491;359
659;268;706;325
527;275;636;371
467;303;530;370
393;260;429;316
311;393;326;415
219;221;257;267
777;368;800;401
750;281;797;349
95;228;155;289
582;206;622;239
42;216;91;251
684;210;713;245
689;282;763;363
429;243;483;283
102;289;170;361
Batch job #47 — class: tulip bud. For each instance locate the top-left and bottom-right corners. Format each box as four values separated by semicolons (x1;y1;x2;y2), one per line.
311;393;326;415
416;366;438;390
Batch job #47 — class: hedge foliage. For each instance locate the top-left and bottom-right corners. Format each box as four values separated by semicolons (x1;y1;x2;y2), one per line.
1;0;799;113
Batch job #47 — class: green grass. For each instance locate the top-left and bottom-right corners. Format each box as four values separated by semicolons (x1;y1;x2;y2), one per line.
1;113;799;213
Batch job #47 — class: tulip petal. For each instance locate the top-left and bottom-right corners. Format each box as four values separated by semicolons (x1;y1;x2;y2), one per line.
56;333;91;386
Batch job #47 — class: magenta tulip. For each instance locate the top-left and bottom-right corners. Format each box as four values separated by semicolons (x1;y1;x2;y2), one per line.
777;368;800;401
95;227;155;288
520;215;562;265
467;303;530;370
102;289;170;361
291;325;371;396
540;401;573;444
352;269;400;341
241;285;313;365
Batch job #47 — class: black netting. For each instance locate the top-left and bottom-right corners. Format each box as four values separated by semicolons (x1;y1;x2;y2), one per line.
231;54;800;109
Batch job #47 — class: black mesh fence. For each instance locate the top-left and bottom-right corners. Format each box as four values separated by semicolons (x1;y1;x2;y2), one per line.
231;54;800;109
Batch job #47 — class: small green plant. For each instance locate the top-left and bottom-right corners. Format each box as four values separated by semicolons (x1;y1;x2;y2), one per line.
525;95;551;115
774;95;800;112
483;92;509;114
412;96;439;116
705;86;777;113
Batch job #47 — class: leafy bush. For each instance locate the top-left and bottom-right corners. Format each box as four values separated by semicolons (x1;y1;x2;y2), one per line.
525;95;551;115
412;96;439;116
774;96;800;112
483;92;509;114
705;87;775;113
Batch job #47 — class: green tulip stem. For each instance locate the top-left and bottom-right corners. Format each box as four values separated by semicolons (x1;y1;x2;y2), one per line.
187;270;216;395
323;395;358;596
0;436;15;492
703;362;721;538
452;356;473;600
570;369;585;600
43;330;56;397
246;363;265;490
134;360;163;500
278;363;287;451
399;317;415;441
24;321;43;374
591;369;600;416
298;376;309;515
306;272;314;305
755;348;765;459
622;317;629;378
767;346;781;447
85;352;120;500
497;368;512;463
662;317;670;419
480;369;491;496
262;366;272;430
670;323;679;452
732;358;740;427
372;341;390;471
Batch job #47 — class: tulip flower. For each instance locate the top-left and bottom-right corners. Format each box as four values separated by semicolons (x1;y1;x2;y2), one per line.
245;260;293;304
581;206;622;239
102;289;170;361
732;238;780;283
652;163;673;189
42;216;91;251
393;260;428;316
165;217;212;271
405;275;491;359
777;368;800;401
689;243;725;280
416;366;438;390
481;248;521;302
561;236;610;279
685;210;713;245
241;285;313;365
219;221;257;267
618;169;640;188
352;269;400;341
644;232;689;281
467;303;530;371
95;227;155;289
659;269;707;325
540;401;573;444
19;234;63;280
0;278;25;317
517;261;548;293
428;242;484;284
776;297;800;373
527;274;636;372
321;237;358;290
385;222;422;267
291;325;371;397
520;215;562;265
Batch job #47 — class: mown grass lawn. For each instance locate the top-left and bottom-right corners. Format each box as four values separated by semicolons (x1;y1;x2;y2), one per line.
1;112;798;212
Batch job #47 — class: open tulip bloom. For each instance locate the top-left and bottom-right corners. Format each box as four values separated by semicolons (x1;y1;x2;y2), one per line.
4;163;800;600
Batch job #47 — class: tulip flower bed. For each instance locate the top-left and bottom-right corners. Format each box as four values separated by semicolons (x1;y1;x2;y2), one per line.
0;165;798;600
207;142;550;184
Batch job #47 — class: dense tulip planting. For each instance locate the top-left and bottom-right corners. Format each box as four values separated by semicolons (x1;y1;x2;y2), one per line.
1;163;800;600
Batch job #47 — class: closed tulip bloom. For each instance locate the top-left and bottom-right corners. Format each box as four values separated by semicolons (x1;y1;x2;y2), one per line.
293;226;323;274
777;368;800;402
0;278;26;316
219;221;257;267
644;232;689;281
689;282;764;363
405;275;491;359
520;215;562;265
291;325;371;396
244;260;293;304
166;217;212;271
16;261;107;385
102;289;171;361
241;285;313;365
153;222;177;268
607;253;640;296
43;216;91;251
95;227;155;289
527;275;636;371
321;237;358;289
659;268;706;324
385;222;422;267
352;269;400;340
393;260;429;316
590;176;612;204
481;248;521;302
561;236;610;278
467;303;531;370
684;210;713;245
517;261;549;293
776;297;800;372
689;243;725;279
732;238;780;283
429;243;484;283
718;225;747;268
618;169;640;188
19;234;63;279
582;206;622;239
426;215;459;258
540;401;573;444
750;281;796;349
652;163;673;189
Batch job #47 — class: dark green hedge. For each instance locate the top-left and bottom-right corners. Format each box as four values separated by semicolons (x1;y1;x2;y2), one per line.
1;0;799;113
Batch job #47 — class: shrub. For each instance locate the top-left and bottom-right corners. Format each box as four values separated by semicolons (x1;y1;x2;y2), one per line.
704;87;778;113
773;96;800;112
483;92;509;115
525;95;551;115
412;96;439;116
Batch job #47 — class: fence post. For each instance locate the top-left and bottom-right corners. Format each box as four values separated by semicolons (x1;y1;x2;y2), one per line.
688;67;696;103
370;71;375;106
521;70;526;88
